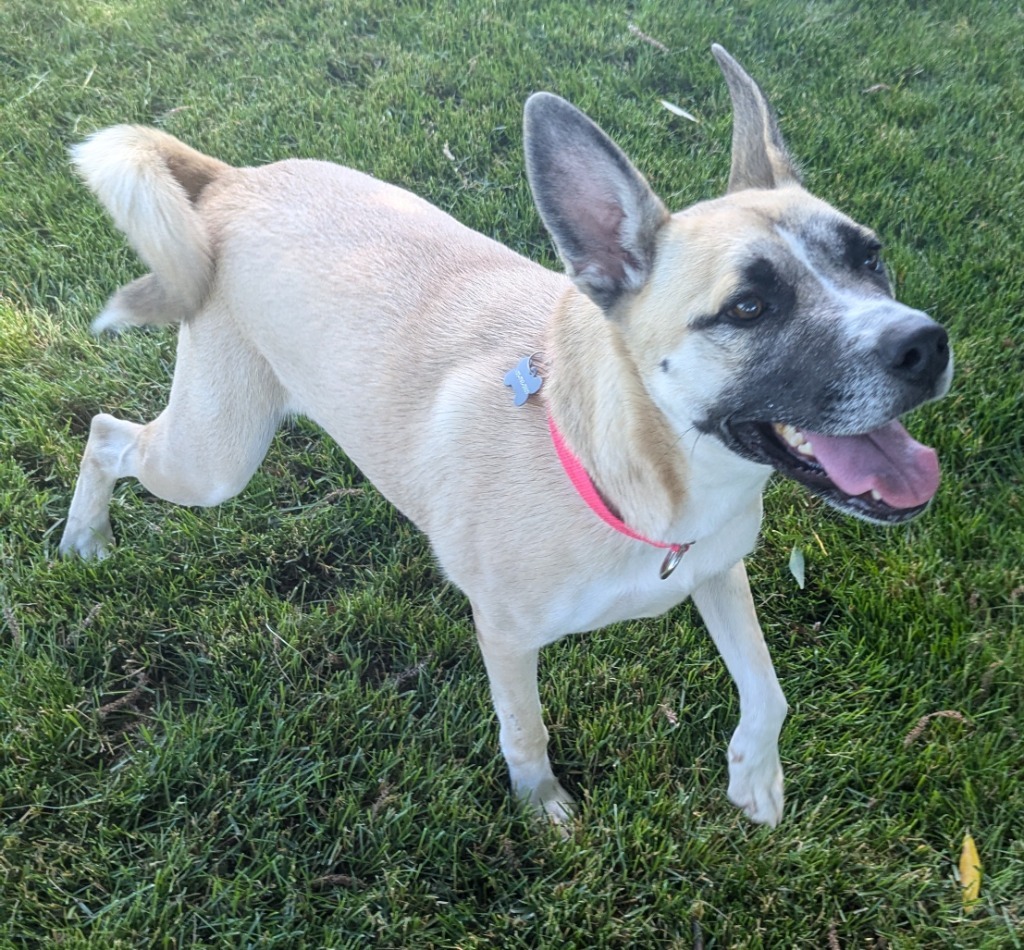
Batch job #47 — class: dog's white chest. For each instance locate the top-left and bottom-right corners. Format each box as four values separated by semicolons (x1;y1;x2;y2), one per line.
539;507;761;640
573;566;695;629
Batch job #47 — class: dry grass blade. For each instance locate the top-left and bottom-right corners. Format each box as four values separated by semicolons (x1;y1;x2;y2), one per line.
903;709;970;747
628;23;669;53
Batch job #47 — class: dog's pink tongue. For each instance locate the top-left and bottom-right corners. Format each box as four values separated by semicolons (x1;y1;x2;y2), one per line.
803;420;940;509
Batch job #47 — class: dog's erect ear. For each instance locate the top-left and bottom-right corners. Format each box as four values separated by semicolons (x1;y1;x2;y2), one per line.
523;92;669;313
712;44;801;193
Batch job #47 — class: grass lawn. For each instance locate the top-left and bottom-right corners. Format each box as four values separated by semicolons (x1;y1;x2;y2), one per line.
1;0;1022;946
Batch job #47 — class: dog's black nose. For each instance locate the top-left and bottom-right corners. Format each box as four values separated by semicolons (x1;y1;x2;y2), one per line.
879;319;950;384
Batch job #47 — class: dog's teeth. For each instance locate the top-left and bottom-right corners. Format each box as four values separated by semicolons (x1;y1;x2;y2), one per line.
773;422;802;447
870;489;883;501
774;422;816;457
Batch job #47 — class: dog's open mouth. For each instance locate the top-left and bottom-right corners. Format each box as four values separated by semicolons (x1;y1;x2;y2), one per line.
724;418;941;523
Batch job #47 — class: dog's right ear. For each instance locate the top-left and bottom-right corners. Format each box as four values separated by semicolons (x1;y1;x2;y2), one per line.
523;93;669;314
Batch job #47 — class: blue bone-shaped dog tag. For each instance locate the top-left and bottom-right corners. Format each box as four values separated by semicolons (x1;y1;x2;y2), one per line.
503;356;543;406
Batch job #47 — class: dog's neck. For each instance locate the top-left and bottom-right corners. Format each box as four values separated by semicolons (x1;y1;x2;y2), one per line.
544;291;689;542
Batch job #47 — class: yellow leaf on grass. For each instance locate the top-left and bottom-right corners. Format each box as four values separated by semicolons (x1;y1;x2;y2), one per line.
959;832;981;909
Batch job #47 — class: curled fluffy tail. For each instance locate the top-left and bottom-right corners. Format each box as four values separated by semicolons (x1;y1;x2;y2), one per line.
71;126;229;331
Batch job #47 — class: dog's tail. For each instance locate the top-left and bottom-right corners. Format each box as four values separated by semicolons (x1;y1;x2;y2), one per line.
71;126;230;332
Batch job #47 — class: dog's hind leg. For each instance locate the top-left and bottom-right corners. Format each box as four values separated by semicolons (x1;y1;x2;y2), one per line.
475;612;575;826
60;306;286;558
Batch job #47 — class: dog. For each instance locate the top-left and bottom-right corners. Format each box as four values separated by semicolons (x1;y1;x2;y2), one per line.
60;46;952;828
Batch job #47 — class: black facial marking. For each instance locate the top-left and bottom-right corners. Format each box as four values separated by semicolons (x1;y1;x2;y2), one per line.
688;253;800;332
695;313;877;439
840;224;873;260
835;221;869;255
741;256;782;292
773;213;889;287
722;256;797;326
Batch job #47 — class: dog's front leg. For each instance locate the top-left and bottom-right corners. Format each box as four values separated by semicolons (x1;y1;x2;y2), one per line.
691;560;788;826
475;618;575;825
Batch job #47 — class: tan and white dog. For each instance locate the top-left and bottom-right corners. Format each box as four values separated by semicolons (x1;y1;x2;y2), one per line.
61;46;951;827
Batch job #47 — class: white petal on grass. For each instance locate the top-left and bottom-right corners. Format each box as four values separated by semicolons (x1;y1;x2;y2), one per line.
789;546;806;589
659;99;699;123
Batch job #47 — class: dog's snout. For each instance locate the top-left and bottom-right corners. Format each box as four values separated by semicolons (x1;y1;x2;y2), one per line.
878;318;949;385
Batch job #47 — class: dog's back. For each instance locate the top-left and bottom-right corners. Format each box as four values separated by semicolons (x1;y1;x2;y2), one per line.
70;126;569;536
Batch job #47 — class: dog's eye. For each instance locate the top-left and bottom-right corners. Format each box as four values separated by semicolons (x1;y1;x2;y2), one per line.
862;246;884;273
727;296;766;322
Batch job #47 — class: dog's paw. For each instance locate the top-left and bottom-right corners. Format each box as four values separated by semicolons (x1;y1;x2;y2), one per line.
726;739;784;827
518;776;576;828
58;521;114;560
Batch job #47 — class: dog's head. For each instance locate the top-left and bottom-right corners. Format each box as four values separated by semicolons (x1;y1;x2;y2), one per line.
525;45;952;524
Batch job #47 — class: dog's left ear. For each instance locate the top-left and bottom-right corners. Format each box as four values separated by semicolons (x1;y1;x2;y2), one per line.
524;92;669;313
712;44;802;193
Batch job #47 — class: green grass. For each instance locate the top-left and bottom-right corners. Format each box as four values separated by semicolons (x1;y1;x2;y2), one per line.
2;0;1022;946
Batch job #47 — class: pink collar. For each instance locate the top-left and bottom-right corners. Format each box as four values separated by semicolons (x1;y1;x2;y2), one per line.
547;413;690;579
